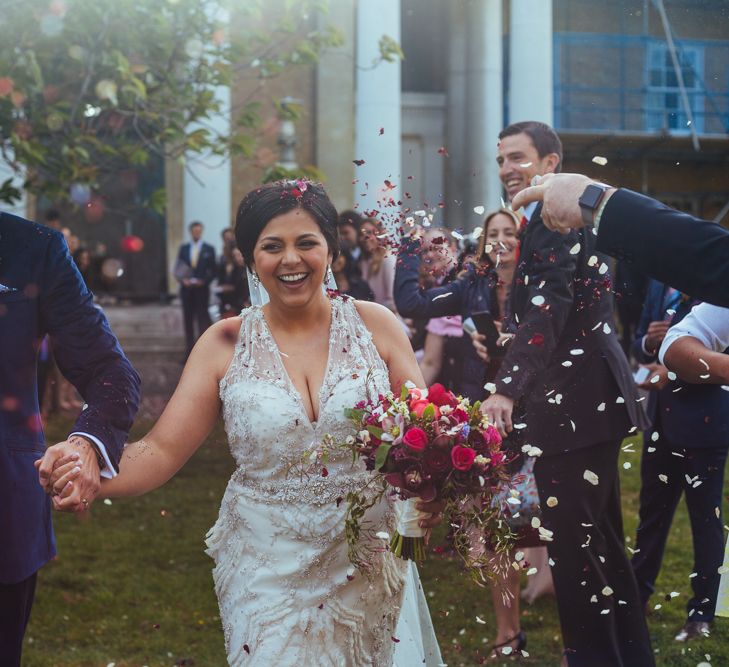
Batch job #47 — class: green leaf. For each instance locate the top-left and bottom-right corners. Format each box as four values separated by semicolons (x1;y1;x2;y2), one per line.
374;444;391;471
366;424;384;439
421;404;435;422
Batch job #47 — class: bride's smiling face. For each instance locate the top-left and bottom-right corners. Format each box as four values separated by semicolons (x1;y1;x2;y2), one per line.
252;209;333;307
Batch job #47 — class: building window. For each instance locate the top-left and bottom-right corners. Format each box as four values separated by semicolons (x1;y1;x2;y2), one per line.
645;41;704;133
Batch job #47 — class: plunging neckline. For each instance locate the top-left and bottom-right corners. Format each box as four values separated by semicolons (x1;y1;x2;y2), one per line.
258;299;337;428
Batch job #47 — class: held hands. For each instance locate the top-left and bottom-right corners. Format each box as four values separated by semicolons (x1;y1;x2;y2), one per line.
35;435;101;513
481;393;514;438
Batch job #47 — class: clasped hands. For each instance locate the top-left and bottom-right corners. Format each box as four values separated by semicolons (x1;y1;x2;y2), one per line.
35;435;101;513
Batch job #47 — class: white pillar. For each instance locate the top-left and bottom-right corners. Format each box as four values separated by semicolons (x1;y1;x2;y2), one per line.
466;0;504;218
509;0;553;125
354;0;401;227
183;86;231;257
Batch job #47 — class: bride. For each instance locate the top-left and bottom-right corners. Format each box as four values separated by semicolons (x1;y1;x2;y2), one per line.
48;181;444;666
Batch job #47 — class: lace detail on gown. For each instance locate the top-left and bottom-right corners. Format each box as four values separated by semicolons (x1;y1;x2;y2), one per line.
207;296;408;666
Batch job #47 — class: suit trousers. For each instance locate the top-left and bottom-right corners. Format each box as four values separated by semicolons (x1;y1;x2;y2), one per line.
632;435;728;622
0;571;37;667
181;285;212;354
534;440;655;667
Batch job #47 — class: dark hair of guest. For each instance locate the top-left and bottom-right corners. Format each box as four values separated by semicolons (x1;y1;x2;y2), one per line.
498;121;563;173
338;209;363;231
235;181;340;266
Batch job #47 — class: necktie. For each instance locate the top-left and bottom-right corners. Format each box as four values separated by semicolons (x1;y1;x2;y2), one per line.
519;215;528;235
191;243;199;269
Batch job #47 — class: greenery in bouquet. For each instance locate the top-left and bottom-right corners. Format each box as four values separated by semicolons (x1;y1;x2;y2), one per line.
342;381;516;584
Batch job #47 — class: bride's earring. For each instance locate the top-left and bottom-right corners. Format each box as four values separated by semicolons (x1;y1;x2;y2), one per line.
324;265;333;285
252;271;261;287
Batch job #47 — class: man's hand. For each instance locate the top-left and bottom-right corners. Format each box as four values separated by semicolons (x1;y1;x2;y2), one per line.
644;321;671;354
35;436;101;513
481;393;514;437
511;173;616;234
470;330;490;362
637;363;670;391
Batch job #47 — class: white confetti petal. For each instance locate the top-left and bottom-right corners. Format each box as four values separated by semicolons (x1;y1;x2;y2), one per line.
602;586;613;596
531;295;545;306
570;348;584;356
659;474;668;483
546;496;558;507
623;462;632;469
569;243;581;255
583;469;599;485
592;155;608;166
473;205;485;215
597;402;606;412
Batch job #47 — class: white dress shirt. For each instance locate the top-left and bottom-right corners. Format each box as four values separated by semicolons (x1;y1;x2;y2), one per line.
659;302;729;362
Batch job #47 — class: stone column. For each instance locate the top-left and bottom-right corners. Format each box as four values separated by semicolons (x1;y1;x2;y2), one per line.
509;0;553;124
466;0;504;219
354;0;401;226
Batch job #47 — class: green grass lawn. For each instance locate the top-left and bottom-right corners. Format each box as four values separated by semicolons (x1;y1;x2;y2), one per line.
24;418;728;666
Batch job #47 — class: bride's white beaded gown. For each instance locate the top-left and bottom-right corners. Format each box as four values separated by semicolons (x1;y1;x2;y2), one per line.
205;295;442;666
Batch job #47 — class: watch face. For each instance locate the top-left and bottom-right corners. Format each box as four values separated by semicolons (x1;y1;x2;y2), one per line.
580;184;605;210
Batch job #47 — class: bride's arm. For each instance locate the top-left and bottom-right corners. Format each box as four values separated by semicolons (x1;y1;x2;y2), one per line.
52;319;240;506
354;300;426;394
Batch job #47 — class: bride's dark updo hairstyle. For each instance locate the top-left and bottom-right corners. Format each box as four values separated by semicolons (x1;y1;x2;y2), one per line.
235;180;340;266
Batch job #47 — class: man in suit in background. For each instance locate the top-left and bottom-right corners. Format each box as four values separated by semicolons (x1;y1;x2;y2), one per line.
482;121;654;666
1;211;140;666
176;220;216;356
511;172;729;307
631;282;729;642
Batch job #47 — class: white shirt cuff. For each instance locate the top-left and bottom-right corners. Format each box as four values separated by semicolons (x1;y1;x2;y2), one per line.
641;335;653;357
69;432;117;479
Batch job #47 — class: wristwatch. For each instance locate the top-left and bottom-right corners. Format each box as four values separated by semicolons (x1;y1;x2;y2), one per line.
578;183;610;227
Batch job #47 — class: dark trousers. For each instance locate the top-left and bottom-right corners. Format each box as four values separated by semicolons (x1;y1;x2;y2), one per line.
534;440;655;667
181;285;212;354
0;572;37;667
632;437;728;621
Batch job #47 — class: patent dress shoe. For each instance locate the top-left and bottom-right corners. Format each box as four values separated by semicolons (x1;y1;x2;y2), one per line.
674;621;710;642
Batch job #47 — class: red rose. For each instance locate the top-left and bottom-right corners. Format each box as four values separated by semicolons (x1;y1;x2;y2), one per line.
402;427;428;451
451;446;476;471
427;383;458;408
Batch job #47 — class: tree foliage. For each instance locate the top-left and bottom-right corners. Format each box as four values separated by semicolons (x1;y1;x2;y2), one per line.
0;0;342;212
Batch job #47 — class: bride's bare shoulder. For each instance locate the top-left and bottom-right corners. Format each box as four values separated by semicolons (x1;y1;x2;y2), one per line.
352;299;399;333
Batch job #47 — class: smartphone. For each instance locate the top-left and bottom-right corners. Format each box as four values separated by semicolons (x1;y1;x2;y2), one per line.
471;310;500;352
633;366;650;384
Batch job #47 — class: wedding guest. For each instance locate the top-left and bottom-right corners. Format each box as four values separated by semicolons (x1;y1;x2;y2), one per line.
511;173;729;307
337;209;363;265
359;217;397;311
175;221;216;355
43;208;62;231
330;247;373;301
630;282;729;643
1;211;139;667
482;121;653;666
216;241;249;318
397;209;544;656
72;247;94;291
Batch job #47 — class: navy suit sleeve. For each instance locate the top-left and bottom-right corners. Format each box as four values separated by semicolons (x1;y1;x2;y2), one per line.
494;223;581;402
394;238;467;318
632;280;663;363
598;189;729;307
39;234;141;470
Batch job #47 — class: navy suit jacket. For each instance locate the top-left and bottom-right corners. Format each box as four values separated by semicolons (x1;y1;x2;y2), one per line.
492;206;648;454
634;280;729;448
0;213;141;584
177;241;216;288
598;189;729;307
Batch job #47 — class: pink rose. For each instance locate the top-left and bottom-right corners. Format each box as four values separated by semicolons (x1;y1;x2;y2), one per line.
451;445;476;471
402;427;428;451
483;424;502;446
410;400;440;419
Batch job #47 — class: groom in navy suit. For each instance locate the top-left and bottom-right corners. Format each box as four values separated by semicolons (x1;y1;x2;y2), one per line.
0;211;140;666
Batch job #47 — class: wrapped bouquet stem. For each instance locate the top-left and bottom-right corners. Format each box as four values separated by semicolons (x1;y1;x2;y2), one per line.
391;497;429;561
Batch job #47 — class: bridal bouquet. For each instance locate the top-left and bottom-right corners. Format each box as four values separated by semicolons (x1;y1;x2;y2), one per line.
342;382;515;579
